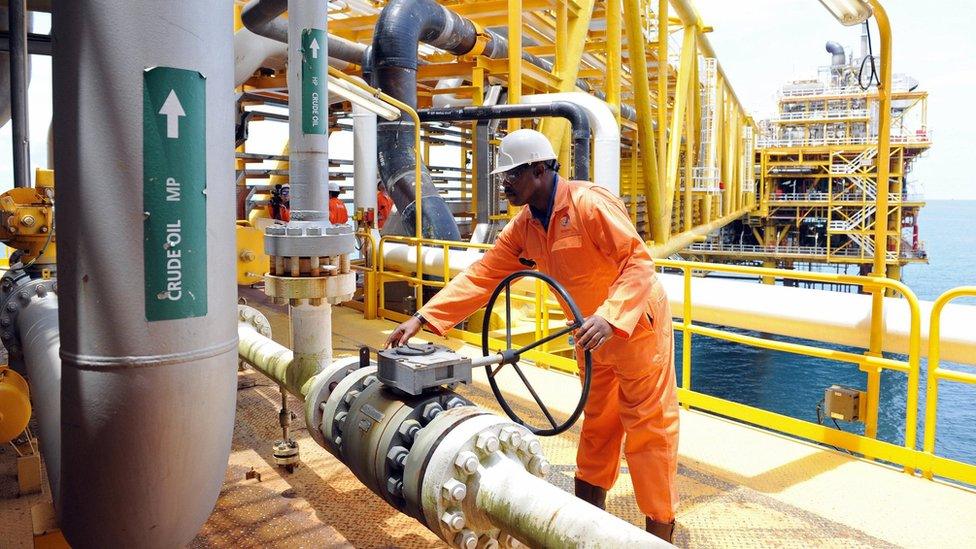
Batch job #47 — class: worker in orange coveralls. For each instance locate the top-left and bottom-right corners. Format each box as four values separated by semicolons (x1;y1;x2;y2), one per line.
377;180;394;229
385;129;680;541
328;181;349;224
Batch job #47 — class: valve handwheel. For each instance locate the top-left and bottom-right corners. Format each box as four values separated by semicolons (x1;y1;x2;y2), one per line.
481;270;592;436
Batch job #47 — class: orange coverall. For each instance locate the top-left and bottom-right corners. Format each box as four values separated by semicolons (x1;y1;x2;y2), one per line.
377;190;394;229
329;196;349;224
418;178;679;522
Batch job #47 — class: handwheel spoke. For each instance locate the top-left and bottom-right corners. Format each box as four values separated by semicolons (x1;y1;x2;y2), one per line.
517;324;577;355
489;362;507;378
511;363;559;429
505;282;512;350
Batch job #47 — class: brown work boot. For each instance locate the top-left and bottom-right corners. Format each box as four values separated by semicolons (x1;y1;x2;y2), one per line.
573;477;607;510
645;518;676;543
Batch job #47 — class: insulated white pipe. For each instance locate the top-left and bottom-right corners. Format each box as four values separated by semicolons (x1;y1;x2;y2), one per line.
234;26;288;87
352;103;378;241
521;92;620;193
380;244;976;365
476;456;672;548
289;302;333;395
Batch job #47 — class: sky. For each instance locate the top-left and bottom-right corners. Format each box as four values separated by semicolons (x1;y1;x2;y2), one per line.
694;0;976;199
3;3;974;199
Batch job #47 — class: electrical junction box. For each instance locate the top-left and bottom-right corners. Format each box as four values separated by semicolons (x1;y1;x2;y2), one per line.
824;385;864;422
377;343;472;396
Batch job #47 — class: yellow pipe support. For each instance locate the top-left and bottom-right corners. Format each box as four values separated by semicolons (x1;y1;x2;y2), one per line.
647;205;751;258
507;0;522;132
869;0;893;278
539;0;596;154
621;0;661;242
606;0;621;125
662;28;697;240
0;366;30;444
657;0;668;197
923;287;976;477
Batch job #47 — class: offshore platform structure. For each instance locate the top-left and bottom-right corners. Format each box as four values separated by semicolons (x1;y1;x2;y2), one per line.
681;31;930;283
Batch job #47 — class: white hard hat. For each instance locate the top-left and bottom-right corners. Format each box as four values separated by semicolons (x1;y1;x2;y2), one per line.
490;129;557;175
329;181;340;193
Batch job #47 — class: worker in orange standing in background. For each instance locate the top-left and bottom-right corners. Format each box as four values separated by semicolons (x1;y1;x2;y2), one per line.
329;181;349;224
385;129;680;541
267;184;290;222
377;180;394;229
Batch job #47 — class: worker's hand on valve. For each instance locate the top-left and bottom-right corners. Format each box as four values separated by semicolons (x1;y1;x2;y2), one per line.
572;315;613;351
385;316;423;348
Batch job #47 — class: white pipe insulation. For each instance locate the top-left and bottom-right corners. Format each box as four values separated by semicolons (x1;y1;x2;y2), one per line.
352;103;379;242
521;92;620;194
379;244;976;366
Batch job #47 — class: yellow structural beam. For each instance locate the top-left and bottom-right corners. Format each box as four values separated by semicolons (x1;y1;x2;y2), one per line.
622;0;661;242
662;27;696;239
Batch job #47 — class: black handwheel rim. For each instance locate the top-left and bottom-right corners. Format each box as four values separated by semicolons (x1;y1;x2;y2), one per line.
482;270;593;436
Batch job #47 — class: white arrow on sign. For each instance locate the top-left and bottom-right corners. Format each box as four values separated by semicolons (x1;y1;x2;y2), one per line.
309;38;320;59
158;90;186;139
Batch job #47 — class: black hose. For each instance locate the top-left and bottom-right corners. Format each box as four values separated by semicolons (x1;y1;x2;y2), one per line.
418;102;592;181
9;0;30;188
858;20;880;91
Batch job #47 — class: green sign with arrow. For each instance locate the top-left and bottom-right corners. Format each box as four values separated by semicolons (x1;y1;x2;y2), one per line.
301;28;327;134
143;66;208;321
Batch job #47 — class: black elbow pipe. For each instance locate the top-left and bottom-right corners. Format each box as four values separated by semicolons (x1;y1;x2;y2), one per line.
418;102;592;181
240;0;367;66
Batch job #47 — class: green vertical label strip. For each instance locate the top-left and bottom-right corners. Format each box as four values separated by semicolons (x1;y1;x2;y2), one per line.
143;67;207;321
301;28;327;134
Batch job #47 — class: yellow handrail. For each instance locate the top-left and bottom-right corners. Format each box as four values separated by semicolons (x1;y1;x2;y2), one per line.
363;241;976;486
922;286;976;482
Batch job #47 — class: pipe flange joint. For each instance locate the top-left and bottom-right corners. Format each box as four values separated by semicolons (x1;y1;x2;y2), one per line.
0;275;57;359
237;304;272;338
264;221;356;258
304;356;366;450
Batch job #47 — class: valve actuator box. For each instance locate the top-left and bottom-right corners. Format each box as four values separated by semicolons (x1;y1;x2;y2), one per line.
824;385;863;422
377;343;472;396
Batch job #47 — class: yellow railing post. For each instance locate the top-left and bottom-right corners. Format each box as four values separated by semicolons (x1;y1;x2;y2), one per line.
681;265;692;409
922;287;976;479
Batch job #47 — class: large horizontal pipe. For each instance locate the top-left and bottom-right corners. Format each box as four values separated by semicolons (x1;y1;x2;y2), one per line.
419;102;591;181
379;243;976;366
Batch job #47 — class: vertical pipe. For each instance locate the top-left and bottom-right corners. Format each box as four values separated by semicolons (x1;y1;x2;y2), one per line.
507;0;522;132
657;0;668;198
287;0;330;221
865;0;893;441
352;104;378;235
289;302;333;395
52;1;238;546
606;0;621;125
8;0;30;188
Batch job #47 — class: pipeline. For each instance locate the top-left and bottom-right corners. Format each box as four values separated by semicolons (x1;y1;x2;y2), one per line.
240;0;367;65
418;102;591;181
49;1;238;546
7;0;29;187
237;307;670;548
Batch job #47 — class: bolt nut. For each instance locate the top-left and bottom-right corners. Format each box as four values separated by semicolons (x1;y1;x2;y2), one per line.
454;530;477;549
20;215;35;227
440;511;465;532
286;227;302;236
441;478;467;502
362;375;378;387
528;455;550;477
421;401;444;423
386;445;409;470
18;291;29;302
306;227;322;236
520;437;542;456
334;411;348;432
499;427;523;450
35;286;47;298
343;389;361;406
454;451;479;475
477;534;500;549
397;419;421;442
386;477;403;497
475;432;500;456
240;250;256;262
445;396;466;409
5;303;15;312
0;317;8;327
